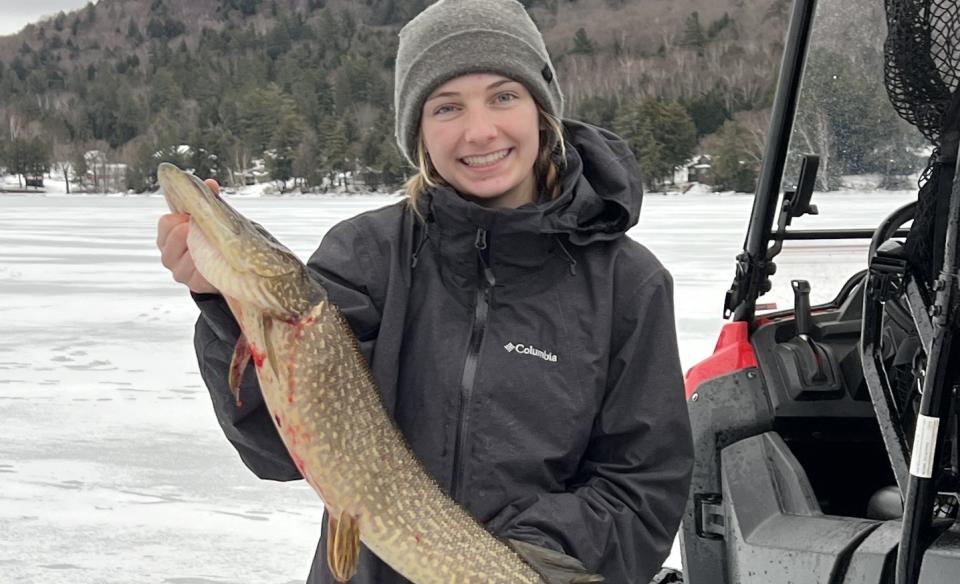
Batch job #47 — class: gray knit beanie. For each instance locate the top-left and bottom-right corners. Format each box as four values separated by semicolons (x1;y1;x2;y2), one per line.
394;0;564;166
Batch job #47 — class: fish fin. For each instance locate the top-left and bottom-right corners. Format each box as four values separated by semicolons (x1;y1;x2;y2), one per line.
228;333;252;407
507;538;604;584
326;511;361;583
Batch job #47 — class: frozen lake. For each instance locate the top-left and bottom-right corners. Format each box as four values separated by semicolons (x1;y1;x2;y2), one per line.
0;189;915;583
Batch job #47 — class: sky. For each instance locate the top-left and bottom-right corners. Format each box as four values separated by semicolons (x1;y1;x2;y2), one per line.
0;0;97;36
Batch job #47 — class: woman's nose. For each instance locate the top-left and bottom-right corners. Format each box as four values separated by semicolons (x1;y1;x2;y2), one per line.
463;110;498;144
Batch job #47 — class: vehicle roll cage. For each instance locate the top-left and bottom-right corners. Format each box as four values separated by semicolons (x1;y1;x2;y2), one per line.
721;1;960;582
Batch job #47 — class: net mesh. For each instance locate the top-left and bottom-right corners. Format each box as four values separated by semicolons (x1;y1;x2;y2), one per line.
884;0;960;286
884;0;959;145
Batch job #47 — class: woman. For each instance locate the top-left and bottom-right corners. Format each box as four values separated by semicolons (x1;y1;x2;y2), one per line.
157;0;694;582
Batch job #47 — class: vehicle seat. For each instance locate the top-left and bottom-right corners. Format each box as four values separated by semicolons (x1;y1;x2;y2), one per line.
866;485;903;520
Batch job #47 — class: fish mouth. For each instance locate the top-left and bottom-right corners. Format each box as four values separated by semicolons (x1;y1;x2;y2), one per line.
157;163;306;316
157;162;237;242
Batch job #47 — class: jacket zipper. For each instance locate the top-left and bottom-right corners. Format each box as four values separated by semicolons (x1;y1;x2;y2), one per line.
451;227;496;501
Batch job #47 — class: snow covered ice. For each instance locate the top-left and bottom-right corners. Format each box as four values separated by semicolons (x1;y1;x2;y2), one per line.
0;189;915;583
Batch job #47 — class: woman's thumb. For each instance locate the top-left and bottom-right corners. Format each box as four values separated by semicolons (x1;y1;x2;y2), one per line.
204;178;221;196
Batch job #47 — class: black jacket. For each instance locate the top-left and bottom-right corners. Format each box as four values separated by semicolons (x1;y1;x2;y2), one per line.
193;120;694;584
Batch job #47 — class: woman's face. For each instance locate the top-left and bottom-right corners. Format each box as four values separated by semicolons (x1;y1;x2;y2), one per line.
420;73;540;209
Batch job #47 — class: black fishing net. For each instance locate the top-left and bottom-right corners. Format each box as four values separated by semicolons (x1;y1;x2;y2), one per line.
884;0;960;288
882;0;960;504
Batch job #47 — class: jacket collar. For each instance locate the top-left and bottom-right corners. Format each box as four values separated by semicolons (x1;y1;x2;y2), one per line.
423;188;561;287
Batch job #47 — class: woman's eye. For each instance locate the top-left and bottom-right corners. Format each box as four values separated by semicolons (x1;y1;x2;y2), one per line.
434;104;457;115
495;93;518;104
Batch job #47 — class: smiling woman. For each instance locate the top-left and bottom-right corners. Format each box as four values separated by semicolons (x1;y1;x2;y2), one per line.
158;0;695;583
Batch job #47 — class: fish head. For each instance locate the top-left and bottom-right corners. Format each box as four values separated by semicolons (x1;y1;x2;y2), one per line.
158;162;319;319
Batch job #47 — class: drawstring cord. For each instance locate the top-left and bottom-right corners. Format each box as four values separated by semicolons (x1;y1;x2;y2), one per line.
410;220;430;269
554;237;577;276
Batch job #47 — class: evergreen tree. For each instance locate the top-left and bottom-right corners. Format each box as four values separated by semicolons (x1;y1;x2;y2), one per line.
707;13;735;40
243;0;261;16
683;90;731;137
266;104;306;191
615;98;697;189
571;27;595;55
148;69;184;114
680;12;706;52
379;142;407;191
189;125;231;183
235;84;289;155
26;138;53;185
293;130;325;190
707;119;759;193
320;117;351;188
127;18;142;43
576;95;619;129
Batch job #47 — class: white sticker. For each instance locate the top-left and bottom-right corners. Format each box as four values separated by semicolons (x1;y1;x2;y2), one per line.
909;414;941;478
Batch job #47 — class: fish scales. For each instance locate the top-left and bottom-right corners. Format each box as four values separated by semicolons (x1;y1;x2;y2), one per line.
271;303;538;583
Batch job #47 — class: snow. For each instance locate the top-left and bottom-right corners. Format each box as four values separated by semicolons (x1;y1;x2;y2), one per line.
0;188;916;582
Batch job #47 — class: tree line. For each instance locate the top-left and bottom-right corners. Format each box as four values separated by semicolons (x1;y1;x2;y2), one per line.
0;0;925;194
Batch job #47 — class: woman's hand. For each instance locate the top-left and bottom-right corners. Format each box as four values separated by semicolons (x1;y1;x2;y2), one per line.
157;178;221;295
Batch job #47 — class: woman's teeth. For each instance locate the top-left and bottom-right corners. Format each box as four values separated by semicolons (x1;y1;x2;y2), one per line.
462;149;510;167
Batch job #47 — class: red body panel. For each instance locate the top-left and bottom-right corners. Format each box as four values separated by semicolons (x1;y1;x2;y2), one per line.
684;321;759;399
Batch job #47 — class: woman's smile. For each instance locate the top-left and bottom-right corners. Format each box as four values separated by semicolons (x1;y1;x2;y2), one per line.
461;148;513;168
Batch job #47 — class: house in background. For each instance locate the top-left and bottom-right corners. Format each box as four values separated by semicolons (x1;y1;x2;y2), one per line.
674;154;714;186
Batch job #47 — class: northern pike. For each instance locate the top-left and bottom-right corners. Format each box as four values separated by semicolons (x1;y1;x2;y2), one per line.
157;163;603;584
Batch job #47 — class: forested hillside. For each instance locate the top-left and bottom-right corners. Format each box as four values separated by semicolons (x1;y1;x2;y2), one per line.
0;0;921;193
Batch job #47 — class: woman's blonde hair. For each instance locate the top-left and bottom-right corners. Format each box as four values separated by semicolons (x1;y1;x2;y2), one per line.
404;108;566;219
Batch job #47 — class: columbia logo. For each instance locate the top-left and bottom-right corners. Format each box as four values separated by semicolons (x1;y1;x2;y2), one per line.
503;342;558;363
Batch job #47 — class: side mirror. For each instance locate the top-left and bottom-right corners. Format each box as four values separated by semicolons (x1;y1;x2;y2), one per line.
784;154;820;225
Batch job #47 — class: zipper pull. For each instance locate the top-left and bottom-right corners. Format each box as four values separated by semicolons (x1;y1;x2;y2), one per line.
474;228;496;288
474;228;488;251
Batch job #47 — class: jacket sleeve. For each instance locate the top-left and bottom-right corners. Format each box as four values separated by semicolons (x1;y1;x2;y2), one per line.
486;268;694;584
193;219;382;481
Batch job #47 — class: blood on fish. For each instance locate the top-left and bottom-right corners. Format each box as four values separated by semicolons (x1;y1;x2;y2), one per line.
292;452;308;475
250;345;266;369
284;424;308;474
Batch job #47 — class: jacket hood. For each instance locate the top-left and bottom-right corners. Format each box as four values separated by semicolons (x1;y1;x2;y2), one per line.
422;119;644;246
548;118;645;245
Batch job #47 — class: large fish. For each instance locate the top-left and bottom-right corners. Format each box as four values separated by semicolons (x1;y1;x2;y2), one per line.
157;163;603;584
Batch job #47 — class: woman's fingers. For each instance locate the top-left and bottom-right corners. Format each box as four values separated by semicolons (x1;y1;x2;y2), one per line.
158;218;190;271
157;213;189;250
170;241;218;294
156;178;221;295
204;178;221;196
187;272;218;295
